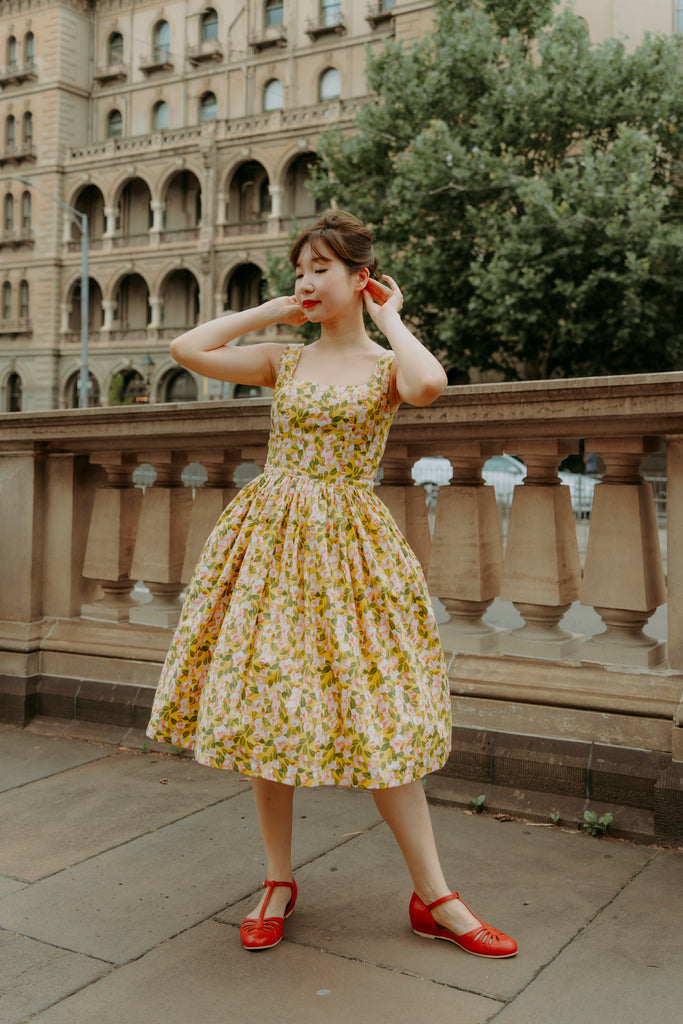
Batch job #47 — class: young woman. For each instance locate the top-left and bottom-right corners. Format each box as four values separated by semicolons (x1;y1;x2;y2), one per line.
147;211;517;959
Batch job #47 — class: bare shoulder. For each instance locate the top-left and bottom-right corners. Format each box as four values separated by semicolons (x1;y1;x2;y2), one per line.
387;355;402;412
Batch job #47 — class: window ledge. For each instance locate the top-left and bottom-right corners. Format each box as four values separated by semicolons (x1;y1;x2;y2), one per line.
187;42;224;65
94;63;127;85
305;18;346;42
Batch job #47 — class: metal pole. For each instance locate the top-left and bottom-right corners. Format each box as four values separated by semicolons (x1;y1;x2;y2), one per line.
79;215;89;408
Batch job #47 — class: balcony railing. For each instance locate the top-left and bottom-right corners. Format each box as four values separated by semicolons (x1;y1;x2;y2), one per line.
0;141;36;166
0;227;34;248
1;372;682;843
0;60;37;86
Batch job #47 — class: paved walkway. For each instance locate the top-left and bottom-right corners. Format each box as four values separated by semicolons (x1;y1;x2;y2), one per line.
1;722;681;1024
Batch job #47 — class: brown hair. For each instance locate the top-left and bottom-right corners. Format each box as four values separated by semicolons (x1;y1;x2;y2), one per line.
289;210;379;279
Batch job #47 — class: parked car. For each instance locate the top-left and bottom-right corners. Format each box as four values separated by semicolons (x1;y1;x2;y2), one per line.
411;453;599;517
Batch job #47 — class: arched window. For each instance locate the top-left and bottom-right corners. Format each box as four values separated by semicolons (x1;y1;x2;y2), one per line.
21;191;31;228
265;0;284;27
152;101;169;131
201;9;218;41
19;280;29;318
165;369;198;402
199;92;217;121
263;78;283;112
4;194;14;231
7;37;17;66
319;67;340;101
107;109;123;138
24;32;35;62
153;20;170;61
23;111;33;143
2;281;11;319
6;115;16;146
7;372;22;412
108;31;123;64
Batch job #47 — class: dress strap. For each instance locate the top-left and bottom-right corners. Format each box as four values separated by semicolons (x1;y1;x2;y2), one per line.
275;344;304;386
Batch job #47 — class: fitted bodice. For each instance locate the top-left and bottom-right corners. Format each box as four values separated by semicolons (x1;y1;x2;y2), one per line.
265;345;396;488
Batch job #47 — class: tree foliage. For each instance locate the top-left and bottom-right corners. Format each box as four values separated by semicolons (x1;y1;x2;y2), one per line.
302;0;683;379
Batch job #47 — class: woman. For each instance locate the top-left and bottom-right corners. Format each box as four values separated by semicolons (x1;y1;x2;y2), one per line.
147;210;517;959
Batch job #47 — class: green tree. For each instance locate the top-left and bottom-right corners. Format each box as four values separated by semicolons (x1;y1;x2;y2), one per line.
302;0;683;380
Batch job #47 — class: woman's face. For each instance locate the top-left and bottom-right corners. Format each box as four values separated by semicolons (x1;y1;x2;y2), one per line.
294;243;367;323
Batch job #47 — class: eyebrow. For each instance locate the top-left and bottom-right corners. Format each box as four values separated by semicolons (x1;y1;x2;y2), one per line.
295;254;332;269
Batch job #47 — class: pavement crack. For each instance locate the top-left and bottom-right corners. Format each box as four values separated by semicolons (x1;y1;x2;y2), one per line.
485;849;662;1020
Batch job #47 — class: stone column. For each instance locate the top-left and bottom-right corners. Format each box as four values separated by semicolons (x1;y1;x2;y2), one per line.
581;437;666;667
129;452;193;628
267;183;283;233
103;206;118;238
668;439;683;760
215;190;226;228
101;299;115;333
81;453;142;621
148;296;163;330
378;446;431;574
181;450;241;583
428;443;504;652
500;441;582;659
150;200;164;234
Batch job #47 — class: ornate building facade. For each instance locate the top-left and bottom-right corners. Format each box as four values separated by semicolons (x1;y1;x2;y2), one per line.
0;0;679;410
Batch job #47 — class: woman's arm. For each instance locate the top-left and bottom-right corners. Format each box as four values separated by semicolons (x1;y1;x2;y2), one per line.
363;278;448;407
169;297;306;387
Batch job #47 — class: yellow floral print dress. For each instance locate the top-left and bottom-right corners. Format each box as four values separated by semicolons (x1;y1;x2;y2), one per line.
147;344;451;788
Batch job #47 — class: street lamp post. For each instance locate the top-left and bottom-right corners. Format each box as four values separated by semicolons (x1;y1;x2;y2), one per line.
15;174;90;409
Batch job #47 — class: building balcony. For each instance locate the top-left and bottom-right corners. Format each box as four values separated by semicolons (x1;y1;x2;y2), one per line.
1;371;682;844
0;317;31;334
0;142;36;166
139;50;174;75
365;1;396;30
0;227;34;248
249;25;288;53
93;63;127;86
306;14;346;41
0;60;37;87
186;40;224;65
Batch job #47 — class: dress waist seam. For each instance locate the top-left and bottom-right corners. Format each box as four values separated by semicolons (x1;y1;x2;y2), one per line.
263;466;375;489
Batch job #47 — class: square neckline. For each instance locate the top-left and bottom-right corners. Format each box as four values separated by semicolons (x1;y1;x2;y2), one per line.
289;345;389;389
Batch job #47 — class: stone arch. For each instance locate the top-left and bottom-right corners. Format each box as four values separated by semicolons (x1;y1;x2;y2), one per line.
223;159;271;233
159;266;200;330
68;183;106;244
65;276;104;333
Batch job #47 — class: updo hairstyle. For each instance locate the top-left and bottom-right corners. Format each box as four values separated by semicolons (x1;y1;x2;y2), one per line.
289;210;379;280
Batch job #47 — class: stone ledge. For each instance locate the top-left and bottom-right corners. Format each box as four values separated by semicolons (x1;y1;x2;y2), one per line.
429;727;682;846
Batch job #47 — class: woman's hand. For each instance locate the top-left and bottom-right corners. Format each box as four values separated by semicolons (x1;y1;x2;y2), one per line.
265;295;308;327
362;275;403;328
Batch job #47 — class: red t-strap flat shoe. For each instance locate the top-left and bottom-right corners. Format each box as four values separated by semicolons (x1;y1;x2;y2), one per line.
240;879;298;951
409;891;518;958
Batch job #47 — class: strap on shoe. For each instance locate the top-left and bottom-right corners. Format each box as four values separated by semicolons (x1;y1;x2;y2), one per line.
426;892;461;912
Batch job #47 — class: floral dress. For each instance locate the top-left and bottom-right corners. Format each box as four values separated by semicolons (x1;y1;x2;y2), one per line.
146;344;451;788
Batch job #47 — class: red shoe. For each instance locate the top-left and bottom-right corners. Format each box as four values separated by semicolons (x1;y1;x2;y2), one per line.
240;879;297;951
409;891;518;959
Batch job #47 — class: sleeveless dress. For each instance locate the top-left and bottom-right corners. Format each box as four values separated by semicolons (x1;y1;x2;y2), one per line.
146;344;451;788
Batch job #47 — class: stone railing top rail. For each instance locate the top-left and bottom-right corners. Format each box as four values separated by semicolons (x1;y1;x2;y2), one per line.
1;371;682;453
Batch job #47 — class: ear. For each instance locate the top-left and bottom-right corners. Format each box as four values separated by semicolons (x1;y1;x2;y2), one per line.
355;267;370;291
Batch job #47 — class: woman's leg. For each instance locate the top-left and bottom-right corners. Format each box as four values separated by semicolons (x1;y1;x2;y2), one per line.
372;780;481;935
244;777;295;920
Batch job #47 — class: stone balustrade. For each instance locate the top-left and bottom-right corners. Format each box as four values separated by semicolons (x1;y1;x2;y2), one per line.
1;371;682;843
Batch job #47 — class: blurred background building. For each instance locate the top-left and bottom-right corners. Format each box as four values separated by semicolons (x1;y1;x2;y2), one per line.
0;0;680;411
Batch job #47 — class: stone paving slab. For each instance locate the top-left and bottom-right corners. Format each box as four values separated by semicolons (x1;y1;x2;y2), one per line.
0;747;249;881
26;919;504;1024
0;930;109;1024
224;810;655;1004
0;787;382;964
0;724;108;792
492;848;683;1023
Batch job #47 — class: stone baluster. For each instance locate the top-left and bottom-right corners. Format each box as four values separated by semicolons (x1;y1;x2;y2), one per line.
81;452;142;621
499;441;582;659
181;450;241;584
378;445;431;573
580;437;666;667
667;438;683;760
129;452;193;628
427;443;505;652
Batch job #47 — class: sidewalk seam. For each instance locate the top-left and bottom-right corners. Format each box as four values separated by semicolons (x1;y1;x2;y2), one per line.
485;849;661;1020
